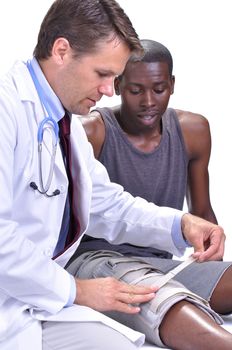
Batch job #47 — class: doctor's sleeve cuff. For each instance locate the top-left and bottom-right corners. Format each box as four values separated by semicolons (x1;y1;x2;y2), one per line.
171;213;192;253
65;275;76;307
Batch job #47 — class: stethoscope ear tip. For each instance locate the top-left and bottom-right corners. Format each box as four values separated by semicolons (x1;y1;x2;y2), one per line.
30;182;38;190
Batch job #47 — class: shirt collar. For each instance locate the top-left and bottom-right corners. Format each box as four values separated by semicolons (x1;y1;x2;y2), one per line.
30;57;65;122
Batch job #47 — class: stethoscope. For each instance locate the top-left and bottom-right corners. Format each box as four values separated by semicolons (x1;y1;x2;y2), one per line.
27;60;60;197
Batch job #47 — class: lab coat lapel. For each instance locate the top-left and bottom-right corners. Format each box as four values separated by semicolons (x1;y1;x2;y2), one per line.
14;61;67;178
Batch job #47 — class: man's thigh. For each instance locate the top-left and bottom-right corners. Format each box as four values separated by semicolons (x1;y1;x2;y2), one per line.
42;321;137;350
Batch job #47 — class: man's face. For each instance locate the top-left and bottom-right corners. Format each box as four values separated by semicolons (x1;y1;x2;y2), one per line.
55;38;131;115
116;61;174;133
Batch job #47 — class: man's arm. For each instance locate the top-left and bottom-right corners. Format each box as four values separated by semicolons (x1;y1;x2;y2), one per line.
177;110;217;223
80;111;106;158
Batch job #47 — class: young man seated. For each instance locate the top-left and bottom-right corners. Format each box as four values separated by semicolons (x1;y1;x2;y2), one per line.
67;39;232;349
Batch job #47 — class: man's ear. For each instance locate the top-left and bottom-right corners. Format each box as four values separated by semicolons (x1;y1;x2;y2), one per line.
171;75;175;95
114;77;121;96
52;38;71;64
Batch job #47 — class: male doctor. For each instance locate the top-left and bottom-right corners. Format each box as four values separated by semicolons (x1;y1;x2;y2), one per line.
0;1;226;350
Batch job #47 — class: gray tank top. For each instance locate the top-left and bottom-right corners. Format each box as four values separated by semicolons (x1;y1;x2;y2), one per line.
78;108;189;259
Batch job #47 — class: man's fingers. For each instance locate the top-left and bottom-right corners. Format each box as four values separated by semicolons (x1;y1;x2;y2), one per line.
111;282;157;313
118;290;155;305
75;277;157;314
193;232;225;262
113;300;141;314
114;290;155;314
121;283;158;295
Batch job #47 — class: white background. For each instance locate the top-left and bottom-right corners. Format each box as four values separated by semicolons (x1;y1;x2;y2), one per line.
0;0;231;259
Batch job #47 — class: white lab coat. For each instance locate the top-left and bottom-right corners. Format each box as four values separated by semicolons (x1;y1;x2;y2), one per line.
0;61;185;349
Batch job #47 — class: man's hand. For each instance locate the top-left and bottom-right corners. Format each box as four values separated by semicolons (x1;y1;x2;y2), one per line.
181;213;225;262
74;277;157;313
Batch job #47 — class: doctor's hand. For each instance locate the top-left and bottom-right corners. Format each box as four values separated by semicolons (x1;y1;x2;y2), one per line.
181;213;225;262
74;277;157;313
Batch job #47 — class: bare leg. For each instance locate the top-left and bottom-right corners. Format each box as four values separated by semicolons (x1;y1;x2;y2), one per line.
210;266;232;314
159;300;232;350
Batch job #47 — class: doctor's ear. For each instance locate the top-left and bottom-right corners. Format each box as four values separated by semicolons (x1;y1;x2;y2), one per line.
52;38;71;64
114;77;121;96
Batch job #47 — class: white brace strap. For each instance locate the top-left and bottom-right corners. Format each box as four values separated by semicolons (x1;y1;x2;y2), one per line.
152;255;196;288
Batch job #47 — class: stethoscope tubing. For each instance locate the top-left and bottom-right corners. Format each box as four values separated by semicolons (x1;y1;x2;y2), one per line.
27;60;59;195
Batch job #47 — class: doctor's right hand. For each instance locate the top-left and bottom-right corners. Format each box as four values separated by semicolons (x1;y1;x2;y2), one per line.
74;277;157;314
181;213;225;262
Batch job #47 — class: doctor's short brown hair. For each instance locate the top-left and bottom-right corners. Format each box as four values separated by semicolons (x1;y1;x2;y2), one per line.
34;0;142;60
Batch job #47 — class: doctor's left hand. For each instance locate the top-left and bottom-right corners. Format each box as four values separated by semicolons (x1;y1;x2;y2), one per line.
74;277;157;314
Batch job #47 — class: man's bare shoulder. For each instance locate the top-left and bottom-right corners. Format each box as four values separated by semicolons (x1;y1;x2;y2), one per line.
80;111;104;128
175;109;209;132
174;109;211;157
79;111;105;137
79;110;106;158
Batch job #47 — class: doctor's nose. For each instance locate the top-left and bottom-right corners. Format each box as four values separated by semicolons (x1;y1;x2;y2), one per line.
98;79;114;97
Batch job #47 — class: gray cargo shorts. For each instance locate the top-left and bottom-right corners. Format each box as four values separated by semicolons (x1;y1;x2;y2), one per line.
67;250;222;347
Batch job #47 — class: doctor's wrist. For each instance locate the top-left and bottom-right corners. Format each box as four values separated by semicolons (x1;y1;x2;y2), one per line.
65;275;76;307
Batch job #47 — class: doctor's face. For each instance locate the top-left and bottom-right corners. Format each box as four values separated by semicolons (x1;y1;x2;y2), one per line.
54;37;131;115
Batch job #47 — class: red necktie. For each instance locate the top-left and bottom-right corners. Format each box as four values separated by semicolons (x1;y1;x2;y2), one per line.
58;113;80;247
